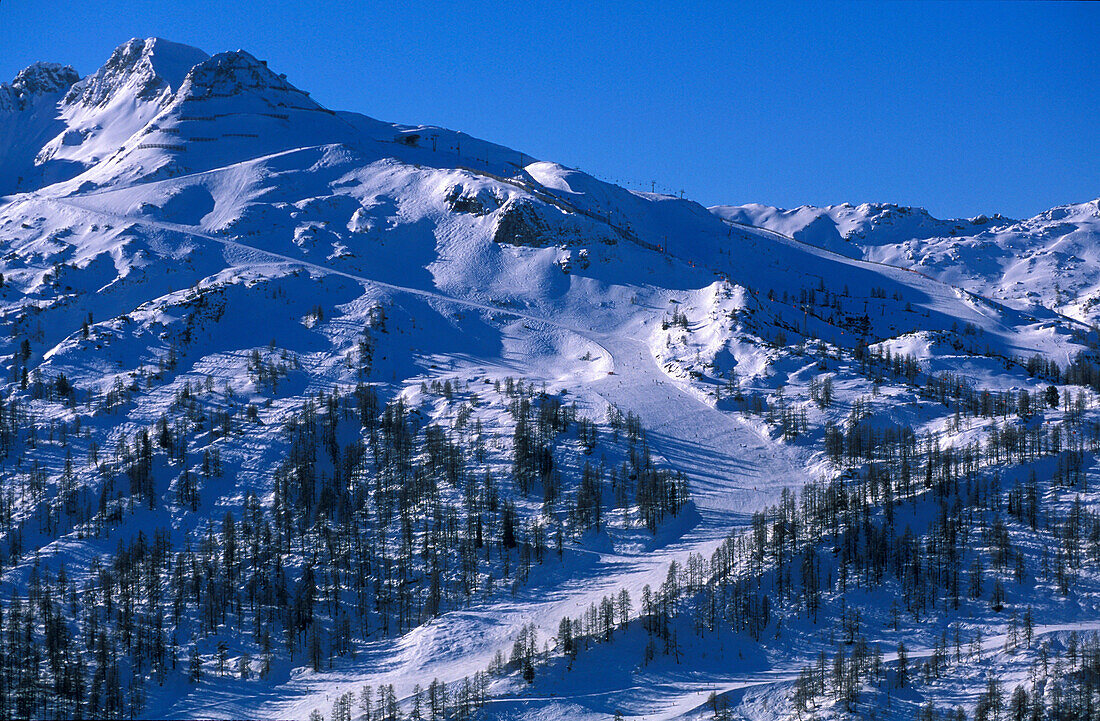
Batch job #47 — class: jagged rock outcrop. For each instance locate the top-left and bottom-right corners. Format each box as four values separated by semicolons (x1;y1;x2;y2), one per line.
0;62;79;113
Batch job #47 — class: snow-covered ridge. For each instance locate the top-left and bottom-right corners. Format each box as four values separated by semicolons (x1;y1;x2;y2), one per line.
0;62;79;113
712;201;1014;253
714;198;1100;324
62;36;208;108
176;49;319;107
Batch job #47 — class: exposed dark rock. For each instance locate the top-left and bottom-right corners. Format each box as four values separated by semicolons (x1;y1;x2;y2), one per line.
492;198;550;246
445;185;486;215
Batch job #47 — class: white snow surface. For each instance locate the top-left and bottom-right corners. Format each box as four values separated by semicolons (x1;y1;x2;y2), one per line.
2;38;1099;720
712;199;1100;325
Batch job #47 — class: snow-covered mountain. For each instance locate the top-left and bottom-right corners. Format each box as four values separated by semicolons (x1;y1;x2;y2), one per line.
713;199;1100;325
2;39;1100;721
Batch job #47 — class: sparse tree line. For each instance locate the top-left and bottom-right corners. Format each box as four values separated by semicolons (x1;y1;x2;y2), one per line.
490;382;1100;719
0;354;691;719
4;274;1100;719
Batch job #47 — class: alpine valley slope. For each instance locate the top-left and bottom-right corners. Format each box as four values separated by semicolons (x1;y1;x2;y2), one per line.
2;38;1100;721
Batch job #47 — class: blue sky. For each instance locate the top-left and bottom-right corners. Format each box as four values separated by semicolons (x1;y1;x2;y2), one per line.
2;1;1097;218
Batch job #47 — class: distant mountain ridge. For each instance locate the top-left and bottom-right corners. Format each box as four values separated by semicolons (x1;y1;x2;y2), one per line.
712;199;1100;324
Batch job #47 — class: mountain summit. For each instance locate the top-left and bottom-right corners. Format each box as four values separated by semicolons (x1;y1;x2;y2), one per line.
63;37;209;108
0;62;79;111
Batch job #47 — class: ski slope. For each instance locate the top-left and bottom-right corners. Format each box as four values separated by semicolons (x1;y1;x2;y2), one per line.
2;37;1100;721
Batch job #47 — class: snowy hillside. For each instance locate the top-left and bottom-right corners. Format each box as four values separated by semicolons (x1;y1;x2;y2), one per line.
3;38;1100;721
713;200;1100;325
